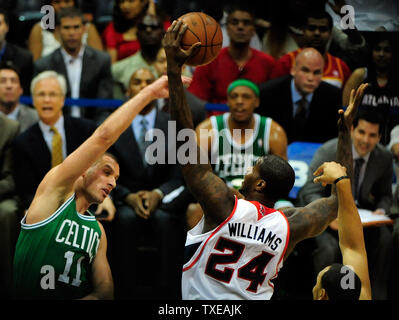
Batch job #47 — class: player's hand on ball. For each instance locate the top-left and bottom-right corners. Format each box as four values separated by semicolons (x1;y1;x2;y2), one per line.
163;20;201;69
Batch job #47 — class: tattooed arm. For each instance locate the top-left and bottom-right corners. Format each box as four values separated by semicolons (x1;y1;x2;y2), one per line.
164;20;235;231
283;84;369;259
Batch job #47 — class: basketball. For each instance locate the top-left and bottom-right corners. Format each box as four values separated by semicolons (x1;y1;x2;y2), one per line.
177;12;223;67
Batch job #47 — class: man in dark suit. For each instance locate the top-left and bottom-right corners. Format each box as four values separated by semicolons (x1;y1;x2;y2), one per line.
12;70;97;210
0;9;33;95
297;109;394;299
34;7;113;123
0;62;38;133
258;47;342;144
0;113;20;299
110;68;187;300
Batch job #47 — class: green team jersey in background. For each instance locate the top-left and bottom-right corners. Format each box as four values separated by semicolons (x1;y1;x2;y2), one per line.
210;113;272;189
13;194;102;299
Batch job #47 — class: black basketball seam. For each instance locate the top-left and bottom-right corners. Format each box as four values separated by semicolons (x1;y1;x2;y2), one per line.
210;21;221;62
184;28;201;43
196;12;208;65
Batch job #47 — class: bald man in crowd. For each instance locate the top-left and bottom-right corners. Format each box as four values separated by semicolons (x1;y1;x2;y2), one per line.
258;48;342;143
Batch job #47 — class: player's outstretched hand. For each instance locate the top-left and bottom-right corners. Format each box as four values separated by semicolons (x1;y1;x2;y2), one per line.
313;161;348;187
338;83;368;132
163;20;201;69
142;74;192;99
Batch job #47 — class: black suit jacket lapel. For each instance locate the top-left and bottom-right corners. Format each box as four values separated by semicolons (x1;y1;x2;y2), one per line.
64;117;76;155
81;47;93;97
284;78;294;122
31;124;52;172
360;149;377;200
120;126;147;173
52;50;70;95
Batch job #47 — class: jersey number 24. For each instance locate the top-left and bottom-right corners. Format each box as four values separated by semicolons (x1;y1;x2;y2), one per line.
205;237;274;293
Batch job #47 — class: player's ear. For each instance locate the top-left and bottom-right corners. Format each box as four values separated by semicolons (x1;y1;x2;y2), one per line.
255;179;266;192
317;288;328;300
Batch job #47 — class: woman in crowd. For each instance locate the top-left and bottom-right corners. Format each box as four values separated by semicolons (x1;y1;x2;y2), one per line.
102;0;170;64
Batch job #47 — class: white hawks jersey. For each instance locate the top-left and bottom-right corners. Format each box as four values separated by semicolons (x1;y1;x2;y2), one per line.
182;197;290;300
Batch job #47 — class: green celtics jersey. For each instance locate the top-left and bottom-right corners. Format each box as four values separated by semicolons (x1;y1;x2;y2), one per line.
13;194;102;300
210;113;272;189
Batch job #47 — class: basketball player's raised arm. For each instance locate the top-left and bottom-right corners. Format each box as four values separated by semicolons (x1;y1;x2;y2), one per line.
30;75;192;220
282;84;369;258
164;20;236;229
313;161;371;300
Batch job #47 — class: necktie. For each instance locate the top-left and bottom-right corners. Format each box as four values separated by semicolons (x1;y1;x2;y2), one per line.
50;126;63;167
353;158;365;200
293;96;308;140
138;118;149;166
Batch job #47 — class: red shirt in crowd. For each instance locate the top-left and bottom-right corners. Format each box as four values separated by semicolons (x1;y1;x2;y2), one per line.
188;47;276;104
270;48;351;89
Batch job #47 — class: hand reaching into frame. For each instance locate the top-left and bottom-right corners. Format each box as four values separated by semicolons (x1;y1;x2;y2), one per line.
338;83;368;132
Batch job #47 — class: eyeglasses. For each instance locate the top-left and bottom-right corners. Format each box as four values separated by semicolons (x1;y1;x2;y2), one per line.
34;92;63;99
227;18;254;26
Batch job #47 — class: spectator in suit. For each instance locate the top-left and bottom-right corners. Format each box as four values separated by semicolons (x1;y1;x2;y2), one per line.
187;3;276;105
270;10;351;89
0;62;38;133
0;113;20;299
12;71;98;211
0;9;33;95
258;47;342;144
297;108;394;299
110;68;187;300
34;7;113;123
27;0;103;62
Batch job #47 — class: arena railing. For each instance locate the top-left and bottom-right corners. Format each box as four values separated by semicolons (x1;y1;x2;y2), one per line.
20;96;230;112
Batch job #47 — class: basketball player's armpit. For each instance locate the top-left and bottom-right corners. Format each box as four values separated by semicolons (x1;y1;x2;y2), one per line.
184;166;236;224
288;195;338;244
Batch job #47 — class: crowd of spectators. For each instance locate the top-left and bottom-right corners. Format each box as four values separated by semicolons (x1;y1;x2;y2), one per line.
1;0;399;300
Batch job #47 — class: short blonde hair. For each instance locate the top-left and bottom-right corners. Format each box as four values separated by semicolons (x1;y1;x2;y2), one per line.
30;70;67;96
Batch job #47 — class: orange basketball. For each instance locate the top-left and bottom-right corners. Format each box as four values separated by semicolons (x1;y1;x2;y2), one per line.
178;12;223;67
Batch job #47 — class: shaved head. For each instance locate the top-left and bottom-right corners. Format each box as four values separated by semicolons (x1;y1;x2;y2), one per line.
291;48;324;95
295;48;324;69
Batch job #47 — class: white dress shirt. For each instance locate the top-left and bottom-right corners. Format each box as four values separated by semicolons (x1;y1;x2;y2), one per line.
61;46;85;117
131;107;157;142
